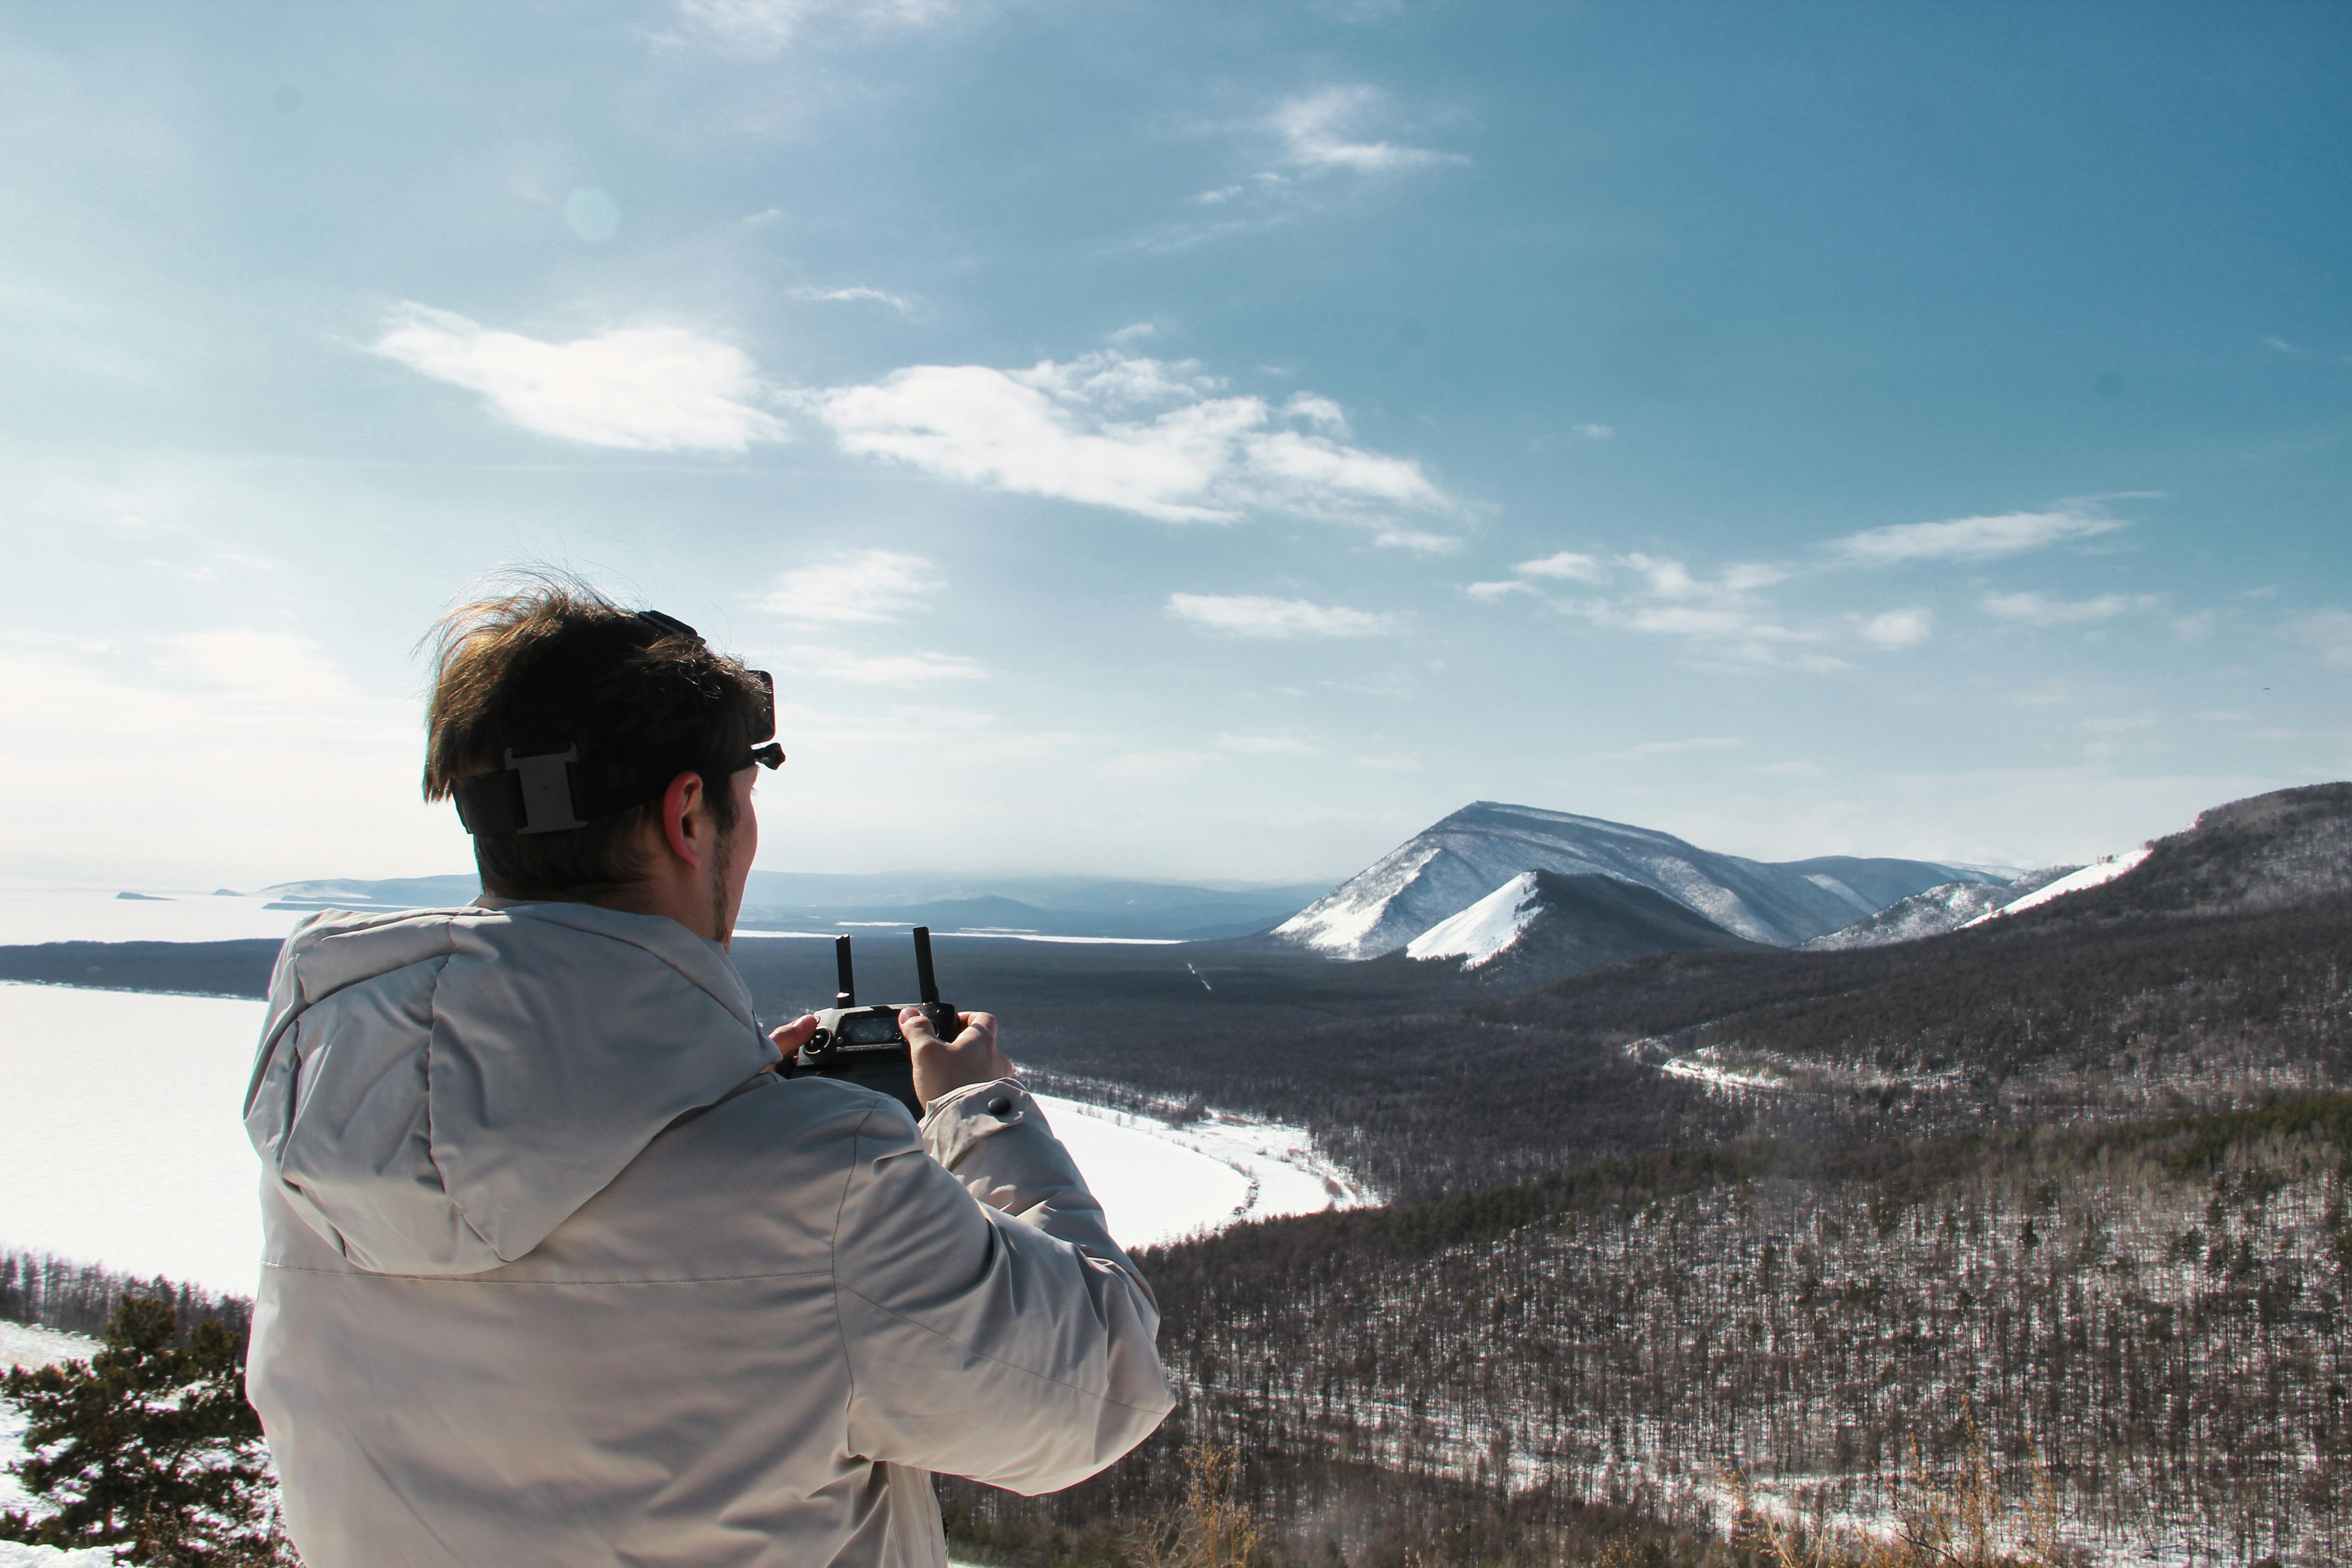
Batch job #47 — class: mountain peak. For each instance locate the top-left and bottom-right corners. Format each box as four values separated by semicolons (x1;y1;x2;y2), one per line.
1277;802;1992;960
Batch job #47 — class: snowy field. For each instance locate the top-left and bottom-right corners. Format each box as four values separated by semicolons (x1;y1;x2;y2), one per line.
0;982;1358;1298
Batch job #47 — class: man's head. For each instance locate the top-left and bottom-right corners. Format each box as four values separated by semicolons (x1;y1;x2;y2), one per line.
422;578;777;943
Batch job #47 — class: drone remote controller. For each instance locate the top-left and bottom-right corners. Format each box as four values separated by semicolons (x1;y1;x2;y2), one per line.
784;927;958;1119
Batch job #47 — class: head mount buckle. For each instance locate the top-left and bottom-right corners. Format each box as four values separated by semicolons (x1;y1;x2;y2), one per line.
505;746;586;834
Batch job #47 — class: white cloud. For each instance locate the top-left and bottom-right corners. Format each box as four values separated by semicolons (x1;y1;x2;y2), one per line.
1478;541;1967;672
787;283;917;316
0;631;436;881
1718;563;1791;593
1166;593;1395;640
1216;732;1324;757
1570;423;1614;441
1099;750;1207;780
1353;753;1423;772
1629;737;1741;755
1861;607;1934;648
371;305;787;453
819;348;1453;527
1283;393;1348;432
780;644;983;685
1274;87;1463;172
1744;760;1826;779
1551;554;1839;669
674;0;952;55
754;549;941;624
2286;608;2352;666
39;631;408;745
1514;550;1608;583
1982;591;2156;626
1624;553;1701;597
1372;527;1462;554
1830;510;2128;565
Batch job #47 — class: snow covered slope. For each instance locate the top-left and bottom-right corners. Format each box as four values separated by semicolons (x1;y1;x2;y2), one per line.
1962;849;2152;927
1405;871;1763;983
1801;864;2081;951
1405;872;1543;968
1276;802;1997;959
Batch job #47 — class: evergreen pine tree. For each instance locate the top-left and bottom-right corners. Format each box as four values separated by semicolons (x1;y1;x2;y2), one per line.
0;1292;291;1566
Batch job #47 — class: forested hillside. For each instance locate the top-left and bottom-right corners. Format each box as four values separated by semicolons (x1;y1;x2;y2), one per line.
952;1097;2352;1567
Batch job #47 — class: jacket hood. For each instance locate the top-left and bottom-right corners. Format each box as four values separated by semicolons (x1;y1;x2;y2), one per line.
244;902;780;1277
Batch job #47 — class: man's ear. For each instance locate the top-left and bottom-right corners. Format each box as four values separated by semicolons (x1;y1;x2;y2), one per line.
658;770;709;868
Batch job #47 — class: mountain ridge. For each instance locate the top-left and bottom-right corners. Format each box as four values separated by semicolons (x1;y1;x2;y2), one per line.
1276;800;2000;959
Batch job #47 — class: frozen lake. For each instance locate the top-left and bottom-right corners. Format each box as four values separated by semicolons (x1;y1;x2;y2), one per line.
0;981;1359;1296
0;883;314;946
0;883;1193;949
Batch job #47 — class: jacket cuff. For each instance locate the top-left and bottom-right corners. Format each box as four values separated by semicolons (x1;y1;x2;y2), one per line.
919;1077;1032;1171
918;1079;1152;1301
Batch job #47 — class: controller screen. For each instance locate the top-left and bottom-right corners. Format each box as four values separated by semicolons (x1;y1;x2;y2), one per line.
840;1013;904;1046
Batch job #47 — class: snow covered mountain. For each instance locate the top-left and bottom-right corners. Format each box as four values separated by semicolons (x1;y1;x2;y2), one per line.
1405;869;1762;982
1275;801;2001;959
1799;864;2081;950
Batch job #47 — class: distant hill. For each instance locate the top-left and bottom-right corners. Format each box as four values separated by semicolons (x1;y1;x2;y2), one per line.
255;870;1328;942
1274;800;2000;958
2042;780;2352;921
1800;862;2079;950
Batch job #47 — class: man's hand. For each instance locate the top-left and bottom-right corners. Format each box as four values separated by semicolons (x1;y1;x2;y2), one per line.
767;1015;819;1061
898;1007;1011;1112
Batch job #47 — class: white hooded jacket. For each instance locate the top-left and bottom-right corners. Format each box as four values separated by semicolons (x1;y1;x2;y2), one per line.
241;901;1173;1567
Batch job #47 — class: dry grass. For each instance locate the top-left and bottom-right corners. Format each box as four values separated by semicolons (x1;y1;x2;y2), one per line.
1125;1442;1260;1568
1727;1401;2076;1568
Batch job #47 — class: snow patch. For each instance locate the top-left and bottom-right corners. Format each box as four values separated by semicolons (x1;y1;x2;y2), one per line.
1961;848;2151;927
0;1321;96;1373
1273;843;1447;957
0;1323;103;1542
1403;872;1541;968
1035;1097;1368;1247
0;1543;119;1567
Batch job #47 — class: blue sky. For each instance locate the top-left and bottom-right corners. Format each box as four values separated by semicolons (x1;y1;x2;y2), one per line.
3;1;2347;887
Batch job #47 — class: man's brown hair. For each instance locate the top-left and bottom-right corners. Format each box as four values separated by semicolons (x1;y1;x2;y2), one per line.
422;577;768;900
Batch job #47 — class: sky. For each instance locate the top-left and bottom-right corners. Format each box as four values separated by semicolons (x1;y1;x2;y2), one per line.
2;0;2348;890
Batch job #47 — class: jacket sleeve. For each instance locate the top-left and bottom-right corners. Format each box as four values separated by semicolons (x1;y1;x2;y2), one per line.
832;1080;1175;1494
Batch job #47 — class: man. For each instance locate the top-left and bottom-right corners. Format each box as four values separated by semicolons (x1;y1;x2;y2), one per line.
241;582;1172;1566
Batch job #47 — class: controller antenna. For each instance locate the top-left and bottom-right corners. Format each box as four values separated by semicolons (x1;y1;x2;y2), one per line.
833;935;856;1007
912;926;940;1005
